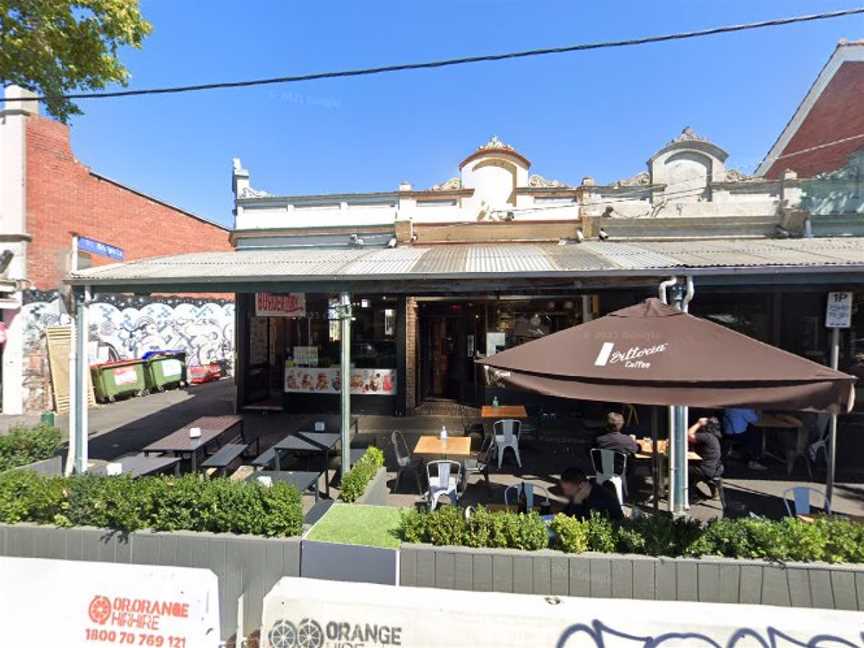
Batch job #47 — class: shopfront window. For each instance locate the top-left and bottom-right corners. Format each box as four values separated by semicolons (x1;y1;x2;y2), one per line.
268;293;399;398
486;298;583;354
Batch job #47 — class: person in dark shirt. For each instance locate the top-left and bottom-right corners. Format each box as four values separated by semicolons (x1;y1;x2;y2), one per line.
688;417;724;499
593;412;639;455
559;466;624;521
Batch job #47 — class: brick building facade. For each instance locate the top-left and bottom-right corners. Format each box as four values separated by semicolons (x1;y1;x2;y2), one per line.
24;115;230;291
0;87;231;414
758;39;864;179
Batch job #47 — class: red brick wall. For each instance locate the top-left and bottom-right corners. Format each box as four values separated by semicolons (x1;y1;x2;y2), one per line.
25;115;231;290
766;62;864;179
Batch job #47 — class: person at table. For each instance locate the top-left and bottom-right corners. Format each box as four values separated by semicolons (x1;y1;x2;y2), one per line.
559;466;624;521
687;417;724;500
593;412;639;455
722;407;767;471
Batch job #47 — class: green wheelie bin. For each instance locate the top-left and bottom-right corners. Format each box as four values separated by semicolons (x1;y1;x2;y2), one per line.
143;351;187;392
91;359;148;402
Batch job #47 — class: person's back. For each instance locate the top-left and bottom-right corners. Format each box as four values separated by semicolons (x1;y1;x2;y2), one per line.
594;430;638;455
692;428;722;478
593;411;637;455
560;467;624;521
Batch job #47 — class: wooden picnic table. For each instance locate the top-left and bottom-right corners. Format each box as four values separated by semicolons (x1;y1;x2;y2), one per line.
272;431;341;498
142;415;243;471
413;435;472;459
480;405;528;419
111;454;181;478
246;470;322;501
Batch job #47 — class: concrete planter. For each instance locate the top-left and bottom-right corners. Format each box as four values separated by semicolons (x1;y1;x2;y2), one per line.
400;543;864;611
3;455;63;476
301;538;399;586
353;466;388;506
0;522;300;640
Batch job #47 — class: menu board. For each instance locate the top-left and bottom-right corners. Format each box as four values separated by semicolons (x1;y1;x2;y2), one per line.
284;365;396;396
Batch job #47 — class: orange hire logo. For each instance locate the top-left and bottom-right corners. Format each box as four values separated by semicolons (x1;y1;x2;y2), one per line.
88;594;190;630
594;342;668;369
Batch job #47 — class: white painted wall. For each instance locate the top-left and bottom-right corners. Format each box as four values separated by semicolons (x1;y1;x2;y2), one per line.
232;134;791;233
0;86;37;414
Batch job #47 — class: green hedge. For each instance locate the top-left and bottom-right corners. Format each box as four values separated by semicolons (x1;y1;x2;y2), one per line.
0;423;61;473
399;508;864;564
339;446;385;503
0;470;303;537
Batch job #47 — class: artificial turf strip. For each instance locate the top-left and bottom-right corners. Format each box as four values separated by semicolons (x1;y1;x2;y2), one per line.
306;503;403;549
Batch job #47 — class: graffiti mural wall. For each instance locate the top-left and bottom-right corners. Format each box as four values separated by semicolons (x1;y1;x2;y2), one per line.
21;291;234;412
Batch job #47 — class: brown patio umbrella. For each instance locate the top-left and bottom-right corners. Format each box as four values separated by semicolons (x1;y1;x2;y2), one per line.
478;298;855;413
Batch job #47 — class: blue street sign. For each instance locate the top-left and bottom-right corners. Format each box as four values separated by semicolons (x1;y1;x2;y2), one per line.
77;236;124;261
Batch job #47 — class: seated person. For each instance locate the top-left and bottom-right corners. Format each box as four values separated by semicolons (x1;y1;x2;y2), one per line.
722;407;767;471
593;412;639;456
559;466;624;521
688;417;724;499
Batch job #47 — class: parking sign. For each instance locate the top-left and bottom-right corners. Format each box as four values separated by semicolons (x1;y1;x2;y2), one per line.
825;291;853;328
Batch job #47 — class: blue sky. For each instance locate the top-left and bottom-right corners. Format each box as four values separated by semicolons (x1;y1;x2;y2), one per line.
66;1;864;227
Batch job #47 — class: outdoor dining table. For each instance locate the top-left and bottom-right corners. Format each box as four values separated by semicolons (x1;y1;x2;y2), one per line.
480;405;528;419
272;431;341;498
752;413;805;468
634;437;702;506
245;470;322;502
142;415;243;472
413;435;472;460
110;454;181;478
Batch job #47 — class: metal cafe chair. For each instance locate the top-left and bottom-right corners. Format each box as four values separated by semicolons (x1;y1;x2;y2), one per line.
493;419;522;468
425;460;462;511
391;430;423;494
784;486;830;517
590;448;628;505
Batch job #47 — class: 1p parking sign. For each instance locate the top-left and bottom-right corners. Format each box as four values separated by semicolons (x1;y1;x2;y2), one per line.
826;291;853;329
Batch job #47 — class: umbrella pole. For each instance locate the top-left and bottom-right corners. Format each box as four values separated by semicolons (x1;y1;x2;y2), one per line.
651;407;659;513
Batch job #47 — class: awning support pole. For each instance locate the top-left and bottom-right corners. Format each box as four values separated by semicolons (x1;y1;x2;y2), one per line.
339;292;352;476
664;277;694;516
73;286;90;474
826;326;840;510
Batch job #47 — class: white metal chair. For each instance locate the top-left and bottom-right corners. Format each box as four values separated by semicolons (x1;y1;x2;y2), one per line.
493;419;522;469
783;486;830;517
504;482;551;511
391;430;423;494
425;460;462;511
590;448;628;505
807;414;831;467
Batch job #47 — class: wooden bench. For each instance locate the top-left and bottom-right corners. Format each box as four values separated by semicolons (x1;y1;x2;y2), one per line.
200;443;248;475
251;447;278;469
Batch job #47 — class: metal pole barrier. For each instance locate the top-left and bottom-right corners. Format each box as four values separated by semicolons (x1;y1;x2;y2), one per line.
74;286;90;473
669;281;689;516
340;292;352;475
826;326;840;509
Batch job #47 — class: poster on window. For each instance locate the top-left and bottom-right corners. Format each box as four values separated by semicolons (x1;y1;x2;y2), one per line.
284;365;396;395
255;292;306;318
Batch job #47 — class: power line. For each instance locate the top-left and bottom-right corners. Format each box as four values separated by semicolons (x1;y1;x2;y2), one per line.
3;7;864;104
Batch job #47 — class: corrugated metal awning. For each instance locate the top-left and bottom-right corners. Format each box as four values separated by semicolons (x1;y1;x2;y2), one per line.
67;238;864;290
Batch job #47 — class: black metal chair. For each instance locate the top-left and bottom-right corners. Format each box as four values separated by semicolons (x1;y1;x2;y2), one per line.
391;430;423;494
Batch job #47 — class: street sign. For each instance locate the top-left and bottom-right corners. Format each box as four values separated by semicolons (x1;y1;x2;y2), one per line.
77;236;125;261
825;291;853;328
0;556;219;647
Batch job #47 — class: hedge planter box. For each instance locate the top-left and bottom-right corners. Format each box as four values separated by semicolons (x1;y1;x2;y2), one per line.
4;455;62;476
301;503;400;586
354;466;388;505
0;523;300;640
399;544;864;611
